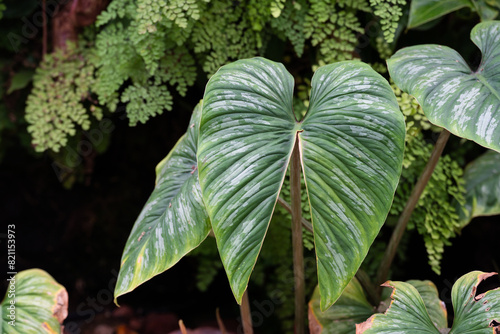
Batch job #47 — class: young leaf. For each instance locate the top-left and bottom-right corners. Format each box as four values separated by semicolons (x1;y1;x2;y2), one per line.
308;277;375;334
406;280;448;330
387;21;500;153
115;102;211;303
1;269;68;333
458;150;500;228
198;57;405;309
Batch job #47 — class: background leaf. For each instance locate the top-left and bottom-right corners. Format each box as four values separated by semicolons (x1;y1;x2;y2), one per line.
301;62;405;310
387;21;500;153
115;102;211;302
308;277;374;334
198;58;297;302
458;150;500;227
408;0;474;29
1;269;68;334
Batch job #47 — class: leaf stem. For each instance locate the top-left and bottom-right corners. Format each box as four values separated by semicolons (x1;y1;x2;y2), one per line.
277;196;313;233
291;140;305;334
376;129;451;289
240;290;254;334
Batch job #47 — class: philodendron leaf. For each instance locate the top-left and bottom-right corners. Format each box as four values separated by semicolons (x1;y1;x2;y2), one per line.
115;102;211;302
408;0;474;29
458;150;500;227
388;21;500;153
308;277;375;334
1;269;68;333
198;57;405;309
357;271;500;333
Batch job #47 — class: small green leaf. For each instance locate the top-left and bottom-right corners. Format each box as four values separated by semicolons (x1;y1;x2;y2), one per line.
115;102;211;302
1;269;68;333
408;0;474;29
458;150;500;227
308;278;374;334
7;69;34;94
388;21;500;153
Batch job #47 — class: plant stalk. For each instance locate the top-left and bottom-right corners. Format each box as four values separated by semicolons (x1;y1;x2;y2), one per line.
290;140;305;334
240;290;254;334
376;129;451;289
277;196;313;233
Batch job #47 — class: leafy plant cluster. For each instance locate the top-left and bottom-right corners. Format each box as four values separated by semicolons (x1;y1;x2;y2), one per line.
24;0;409;154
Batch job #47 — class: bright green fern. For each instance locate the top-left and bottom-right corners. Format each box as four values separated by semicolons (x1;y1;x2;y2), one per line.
369;0;406;43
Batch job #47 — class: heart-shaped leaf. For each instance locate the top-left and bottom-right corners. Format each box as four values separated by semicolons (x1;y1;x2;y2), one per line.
1;269;68;333
357;271;500;333
458;149;500;227
308;277;375;334
115;102;211;302
387;21;500;153
198;57;405;309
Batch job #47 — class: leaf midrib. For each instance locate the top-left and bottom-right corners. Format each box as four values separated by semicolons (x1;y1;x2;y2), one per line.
474;73;500;102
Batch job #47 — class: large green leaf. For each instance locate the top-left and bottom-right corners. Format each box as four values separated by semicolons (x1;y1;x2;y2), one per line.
198;57;405;309
449;271;500;333
458;150;500;227
308;278;375;334
408;0;474;29
388;21;500;153
1;269;68;333
357;272;500;333
115;103;211;302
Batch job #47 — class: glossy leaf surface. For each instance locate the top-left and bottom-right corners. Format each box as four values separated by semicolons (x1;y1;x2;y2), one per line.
388;21;500;153
198;57;405;309
115;103;211;302
308;278;374;334
1;269;68;333
458;150;500;227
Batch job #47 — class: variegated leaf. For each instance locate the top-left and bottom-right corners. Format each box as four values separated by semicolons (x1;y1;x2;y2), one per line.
458;150;500;227
198;58;405;309
115;103;211;302
1;269;68;333
388;21;500;153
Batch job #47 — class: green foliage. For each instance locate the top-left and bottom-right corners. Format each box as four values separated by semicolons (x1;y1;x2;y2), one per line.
270;0;308;57
0;1;5;20
304;0;370;63
390;87;466;275
370;0;406;43
25;43;100;153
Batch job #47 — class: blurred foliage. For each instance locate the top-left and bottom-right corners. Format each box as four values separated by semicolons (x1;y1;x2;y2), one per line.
390;85;466;275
